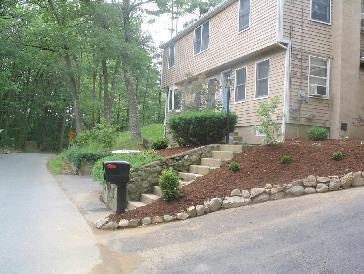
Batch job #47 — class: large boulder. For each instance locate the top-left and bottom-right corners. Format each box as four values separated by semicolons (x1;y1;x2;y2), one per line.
352;172;364;187
303;175;317;187
253;193;270;203
340;172;353;189
222;196;251;209
316;183;329;193
329;179;341;191
287;185;305;196
208;198;223;212
250;188;266;198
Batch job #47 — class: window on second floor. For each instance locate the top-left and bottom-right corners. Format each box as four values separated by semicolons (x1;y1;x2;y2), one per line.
235;67;247;102
194;21;209;55
311;0;331;24
168;44;175;68
308;56;330;98
256;60;269;98
239;0;250;31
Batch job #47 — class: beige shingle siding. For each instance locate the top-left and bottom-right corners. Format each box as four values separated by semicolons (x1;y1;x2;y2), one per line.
161;0;279;89
361;32;364;51
230;50;286;127
283;0;333;127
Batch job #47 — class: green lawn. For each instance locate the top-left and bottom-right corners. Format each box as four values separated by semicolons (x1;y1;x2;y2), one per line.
112;123;164;150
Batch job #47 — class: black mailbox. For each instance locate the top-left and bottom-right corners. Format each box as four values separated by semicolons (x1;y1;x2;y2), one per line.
103;160;130;214
103;161;130;184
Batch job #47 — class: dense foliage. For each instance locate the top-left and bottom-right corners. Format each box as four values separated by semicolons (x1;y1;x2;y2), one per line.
168;111;238;146
152;138;169;150
308;127;329;141
159;170;181;201
92;151;161;182
331;151;343;161
75;125;117;149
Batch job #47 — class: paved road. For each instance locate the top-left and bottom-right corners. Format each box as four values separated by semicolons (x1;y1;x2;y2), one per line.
0;153;101;274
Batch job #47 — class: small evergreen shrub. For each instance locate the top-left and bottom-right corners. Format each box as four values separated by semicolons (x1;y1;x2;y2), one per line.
229;162;240;172
332;151;343;161
308;127;329;141
152;138;168;150
280;155;292;164
159;170;181;202
168;111;238;146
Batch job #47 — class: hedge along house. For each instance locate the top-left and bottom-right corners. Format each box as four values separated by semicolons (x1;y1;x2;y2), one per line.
160;0;364;144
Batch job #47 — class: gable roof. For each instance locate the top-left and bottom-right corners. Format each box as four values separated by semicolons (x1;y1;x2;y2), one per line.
159;0;238;49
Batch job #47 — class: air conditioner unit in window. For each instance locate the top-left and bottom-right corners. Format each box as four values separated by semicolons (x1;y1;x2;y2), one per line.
311;85;326;97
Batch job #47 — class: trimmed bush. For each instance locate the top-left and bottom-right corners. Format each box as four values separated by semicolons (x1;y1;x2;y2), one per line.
168;111;238;146
66;147;111;170
308;127;329;141
159;170;181;202
229;162;240;172
280;155;291;164
332;151;343;161
152;138;168;150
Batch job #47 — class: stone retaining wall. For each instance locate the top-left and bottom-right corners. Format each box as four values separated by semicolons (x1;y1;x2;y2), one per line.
101;145;220;211
97;171;364;229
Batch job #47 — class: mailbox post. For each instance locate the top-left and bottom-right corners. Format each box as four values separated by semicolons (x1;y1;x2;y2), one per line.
103;160;130;214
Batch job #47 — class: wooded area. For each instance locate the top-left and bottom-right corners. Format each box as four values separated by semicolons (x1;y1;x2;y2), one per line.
0;0;220;151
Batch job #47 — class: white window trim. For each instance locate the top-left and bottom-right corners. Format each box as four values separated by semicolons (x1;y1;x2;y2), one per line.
309;0;332;25
168;44;175;69
254;58;270;100
193;21;210;56
234;66;247;103
238;0;251;33
255;126;266;137
308;55;330;99
167;88;181;112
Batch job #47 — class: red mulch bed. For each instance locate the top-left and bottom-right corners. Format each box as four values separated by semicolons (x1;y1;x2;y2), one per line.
110;140;364;221
156;146;196;158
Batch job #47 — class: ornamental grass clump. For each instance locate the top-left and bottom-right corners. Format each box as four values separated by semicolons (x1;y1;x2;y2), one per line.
159;170;181;202
229;162;240;172
332;151;344;161
152;138;168;150
308;127;329;141
280;155;292;165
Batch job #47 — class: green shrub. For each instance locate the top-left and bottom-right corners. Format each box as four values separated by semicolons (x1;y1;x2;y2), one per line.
168;111;238;146
75;124;117;149
229;162;240;172
308;127;329;141
92;151;161;182
159;170;181;202
66;147;111;170
256;96;281;144
152;138;168;150
280;155;292;164
332;151;343;161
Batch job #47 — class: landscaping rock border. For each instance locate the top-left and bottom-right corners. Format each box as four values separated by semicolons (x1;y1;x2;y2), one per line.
96;171;364;230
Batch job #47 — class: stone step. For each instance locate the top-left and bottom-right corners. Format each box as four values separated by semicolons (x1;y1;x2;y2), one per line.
189;165;215;175
233;132;239;137
153;185;162;197
127;201;146;210
141;193;160;205
178;172;203;181
212;151;234;161
180;180;194;187
220;144;243;153
233;136;243;142
201;158;223;168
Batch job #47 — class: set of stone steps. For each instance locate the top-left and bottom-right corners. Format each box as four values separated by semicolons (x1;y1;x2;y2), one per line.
126;144;243;210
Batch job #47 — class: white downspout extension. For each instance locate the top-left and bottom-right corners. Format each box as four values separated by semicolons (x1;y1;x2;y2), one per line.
277;41;291;143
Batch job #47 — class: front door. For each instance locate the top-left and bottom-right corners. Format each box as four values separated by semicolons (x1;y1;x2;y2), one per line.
221;71;231;112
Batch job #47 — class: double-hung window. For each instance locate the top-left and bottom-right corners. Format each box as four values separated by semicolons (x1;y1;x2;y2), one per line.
194;21;209;55
308;56;330;98
168;89;181;111
239;0;250;31
235;67;247;102
168;44;175;68
311;0;331;24
255;60;269;98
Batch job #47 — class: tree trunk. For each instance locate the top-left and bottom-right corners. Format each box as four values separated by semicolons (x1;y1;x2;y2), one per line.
102;57;111;125
121;0;141;141
59;108;67;151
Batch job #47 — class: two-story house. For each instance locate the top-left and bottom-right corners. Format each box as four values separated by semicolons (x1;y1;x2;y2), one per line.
161;0;364;144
